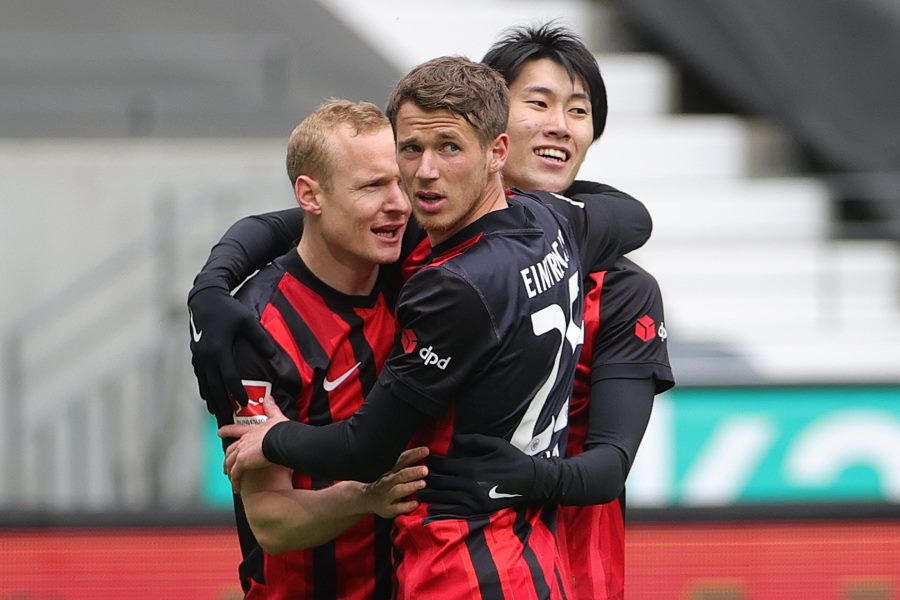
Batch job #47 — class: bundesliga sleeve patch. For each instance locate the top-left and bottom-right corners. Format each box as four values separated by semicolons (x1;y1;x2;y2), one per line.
233;379;272;424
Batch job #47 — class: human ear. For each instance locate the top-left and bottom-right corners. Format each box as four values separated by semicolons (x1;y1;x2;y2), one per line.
488;133;509;174
295;175;323;215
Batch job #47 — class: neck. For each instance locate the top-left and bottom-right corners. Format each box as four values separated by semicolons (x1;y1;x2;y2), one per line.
296;230;378;296
428;173;509;246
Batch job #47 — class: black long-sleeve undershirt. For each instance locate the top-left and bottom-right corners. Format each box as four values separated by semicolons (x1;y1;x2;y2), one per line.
530;376;655;505
189;209;301;300
188;183;650;300
262;381;427;483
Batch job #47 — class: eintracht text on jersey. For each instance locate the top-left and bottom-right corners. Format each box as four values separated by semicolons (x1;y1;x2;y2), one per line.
519;228;572;298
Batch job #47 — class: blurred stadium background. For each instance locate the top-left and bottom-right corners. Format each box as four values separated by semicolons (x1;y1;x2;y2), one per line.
1;0;899;597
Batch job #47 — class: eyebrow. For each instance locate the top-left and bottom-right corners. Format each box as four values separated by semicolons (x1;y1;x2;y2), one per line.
397;130;460;146
522;84;589;102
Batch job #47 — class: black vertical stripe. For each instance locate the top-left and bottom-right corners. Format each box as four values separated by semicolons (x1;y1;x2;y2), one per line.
270;293;332;424
554;563;569;600
233;493;266;592
465;516;503;599
513;507;552;600
270;292;341;598
321;295;379;394
312;540;338;599
271;283;395;597
391;524;403;600
372;516;393;600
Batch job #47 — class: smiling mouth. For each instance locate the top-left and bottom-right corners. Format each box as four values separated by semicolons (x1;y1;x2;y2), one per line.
534;147;569;163
372;225;402;239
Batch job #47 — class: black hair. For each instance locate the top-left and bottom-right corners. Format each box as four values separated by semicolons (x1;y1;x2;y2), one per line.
482;22;608;140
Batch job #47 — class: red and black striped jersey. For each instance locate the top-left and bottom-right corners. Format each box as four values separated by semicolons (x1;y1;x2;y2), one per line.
226;249;398;600
383;191;597;600
563;255;674;600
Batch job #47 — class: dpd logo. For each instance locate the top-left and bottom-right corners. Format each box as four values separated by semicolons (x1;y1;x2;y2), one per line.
419;345;452;370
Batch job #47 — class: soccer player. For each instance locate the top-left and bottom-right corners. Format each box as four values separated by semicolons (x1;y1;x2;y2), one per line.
215;99;430;599
416;24;676;600
218;56;635;599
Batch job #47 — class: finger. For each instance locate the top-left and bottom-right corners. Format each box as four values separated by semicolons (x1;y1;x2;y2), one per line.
224;445;237;475
202;367;231;417
393;446;430;472
452;433;500;454
386;499;419;517
263;395;285;419
393;465;429;484
220;359;248;405
218;424;252;439
230;464;244;493
425;454;472;478
389;479;427;500
242;319;278;358
423;472;476;493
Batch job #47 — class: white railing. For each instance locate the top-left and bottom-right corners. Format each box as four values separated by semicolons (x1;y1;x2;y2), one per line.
0;186;286;510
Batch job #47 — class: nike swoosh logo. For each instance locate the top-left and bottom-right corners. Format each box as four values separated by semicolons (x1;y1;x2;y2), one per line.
189;310;203;343
488;485;523;500
323;362;361;392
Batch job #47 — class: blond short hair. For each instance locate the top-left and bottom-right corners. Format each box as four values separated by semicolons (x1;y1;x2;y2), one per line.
286;98;389;189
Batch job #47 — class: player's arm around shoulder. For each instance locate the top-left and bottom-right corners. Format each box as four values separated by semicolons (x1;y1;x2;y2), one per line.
241;447;429;555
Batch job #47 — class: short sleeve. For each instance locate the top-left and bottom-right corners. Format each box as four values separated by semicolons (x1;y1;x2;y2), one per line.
379;265;499;419
232;335;304;424
591;260;675;394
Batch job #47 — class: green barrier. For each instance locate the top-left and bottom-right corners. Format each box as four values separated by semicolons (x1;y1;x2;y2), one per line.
202;386;900;508
631;386;900;506
203;418;233;508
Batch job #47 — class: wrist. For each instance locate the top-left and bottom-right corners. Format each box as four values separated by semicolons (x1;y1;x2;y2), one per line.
188;278;231;303
333;480;370;517
528;456;559;503
261;420;291;466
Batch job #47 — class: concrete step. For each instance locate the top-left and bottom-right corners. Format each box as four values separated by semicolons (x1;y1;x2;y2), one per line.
631;239;900;338
582;115;798;180
599;53;678;116
322;0;596;70
741;333;900;384
610;177;832;242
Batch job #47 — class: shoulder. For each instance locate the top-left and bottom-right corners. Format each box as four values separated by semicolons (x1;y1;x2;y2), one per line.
604;257;661;293
510;188;585;216
567;179;636;201
234;261;288;315
401;262;482;308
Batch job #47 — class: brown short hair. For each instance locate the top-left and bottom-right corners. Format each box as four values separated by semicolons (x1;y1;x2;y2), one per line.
286;98;389;189
385;56;509;147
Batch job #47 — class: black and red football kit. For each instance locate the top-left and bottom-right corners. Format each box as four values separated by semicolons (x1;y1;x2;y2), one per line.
560;255;674;600
257;190;638;599
222;250;398;599
403;182;675;600
189;186;652;599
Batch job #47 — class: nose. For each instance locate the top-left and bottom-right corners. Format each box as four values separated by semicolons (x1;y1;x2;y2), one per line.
415;150;439;180
543;106;571;139
386;180;411;215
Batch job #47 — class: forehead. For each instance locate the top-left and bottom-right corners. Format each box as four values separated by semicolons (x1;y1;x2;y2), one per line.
332;125;396;175
509;57;588;98
395;102;475;140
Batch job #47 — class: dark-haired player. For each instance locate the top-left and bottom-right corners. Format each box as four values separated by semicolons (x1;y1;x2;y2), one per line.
418;25;675;600
188;24;667;600
219;56;645;599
